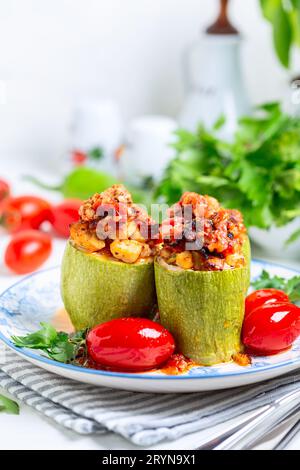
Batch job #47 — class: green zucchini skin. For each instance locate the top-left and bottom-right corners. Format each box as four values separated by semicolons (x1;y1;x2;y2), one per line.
61;241;156;330
155;239;251;366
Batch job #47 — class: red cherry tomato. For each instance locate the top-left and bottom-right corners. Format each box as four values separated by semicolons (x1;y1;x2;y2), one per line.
5;196;52;232
242;302;300;356
87;318;175;372
50;199;81;237
4;230;52;274
71;150;87;166
0;205;21;232
0;179;10;203
245;289;289;319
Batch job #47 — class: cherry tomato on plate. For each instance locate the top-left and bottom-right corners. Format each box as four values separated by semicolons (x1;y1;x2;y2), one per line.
0;179;10;203
245;289;289;319
87;318;175;372
50;199;82;237
242;302;300;356
4;230;52;274
4;196;52;232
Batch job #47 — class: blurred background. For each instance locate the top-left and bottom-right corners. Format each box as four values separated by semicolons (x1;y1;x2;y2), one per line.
1;0;300;275
0;0;298;166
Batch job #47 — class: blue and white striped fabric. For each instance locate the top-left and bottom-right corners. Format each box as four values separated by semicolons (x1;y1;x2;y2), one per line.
0;349;299;446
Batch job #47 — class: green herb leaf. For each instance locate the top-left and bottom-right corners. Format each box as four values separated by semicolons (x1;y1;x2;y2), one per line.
259;0;297;69
11;322;57;350
251;270;285;290
213;114;226;131
260;0;278;21
286;276;300;302
251;270;300;302
273;3;292;68
286;228;300;245
11;323;88;365
0;395;19;415
47;340;76;363
156;101;300;242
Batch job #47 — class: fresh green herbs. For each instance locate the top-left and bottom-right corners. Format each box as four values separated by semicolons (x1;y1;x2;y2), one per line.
259;0;300;68
156;102;300;241
0;394;19;415
252;270;300;302
11;322;88;364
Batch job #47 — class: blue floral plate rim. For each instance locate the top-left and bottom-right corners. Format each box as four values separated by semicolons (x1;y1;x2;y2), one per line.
0;259;299;381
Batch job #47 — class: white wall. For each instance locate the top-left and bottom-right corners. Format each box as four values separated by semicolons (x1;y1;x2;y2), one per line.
0;0;295;165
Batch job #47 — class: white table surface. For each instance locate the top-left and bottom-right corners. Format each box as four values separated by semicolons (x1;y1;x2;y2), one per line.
0;163;299;450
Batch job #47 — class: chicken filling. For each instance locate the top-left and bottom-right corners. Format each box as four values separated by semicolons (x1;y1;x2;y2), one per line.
70;185;157;264
159;192;247;271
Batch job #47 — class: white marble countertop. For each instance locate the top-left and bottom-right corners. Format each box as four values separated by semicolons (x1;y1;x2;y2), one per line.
0;162;299;450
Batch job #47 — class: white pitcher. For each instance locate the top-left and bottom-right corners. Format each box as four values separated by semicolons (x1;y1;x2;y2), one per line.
179;0;249;139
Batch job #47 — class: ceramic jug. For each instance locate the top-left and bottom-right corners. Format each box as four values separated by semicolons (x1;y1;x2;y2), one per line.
179;0;249;139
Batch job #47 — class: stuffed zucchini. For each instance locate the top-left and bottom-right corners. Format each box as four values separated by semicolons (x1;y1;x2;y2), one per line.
61;185;157;330
155;192;250;366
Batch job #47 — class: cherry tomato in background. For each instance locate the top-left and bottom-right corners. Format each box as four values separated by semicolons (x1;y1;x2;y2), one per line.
50;199;81;237
245;289;289;319
0;179;10;203
87;318;175;372
71;150;87;166
242;302;300;356
4;230;52;274
0;205;21;232
4;196;52;232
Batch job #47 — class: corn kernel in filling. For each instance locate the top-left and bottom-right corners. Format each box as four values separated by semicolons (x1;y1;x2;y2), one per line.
70;185;155;264
159;192;247;271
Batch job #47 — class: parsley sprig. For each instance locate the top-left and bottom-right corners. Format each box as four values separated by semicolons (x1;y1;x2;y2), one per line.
11;322;88;364
252;270;300;303
0;395;19;415
156;102;300;243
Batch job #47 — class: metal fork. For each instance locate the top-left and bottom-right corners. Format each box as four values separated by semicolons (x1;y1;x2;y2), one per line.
196;388;300;450
274;415;300;450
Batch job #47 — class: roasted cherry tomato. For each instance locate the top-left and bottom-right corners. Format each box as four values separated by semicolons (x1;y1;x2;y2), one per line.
242;302;300;356
87;318;175;372
0;179;10;203
5;196;52;232
245;289;289;319
4;230;52;274
50;199;81;237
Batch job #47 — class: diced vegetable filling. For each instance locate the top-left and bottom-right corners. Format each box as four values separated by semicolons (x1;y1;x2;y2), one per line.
159;192;247;271
70;185;156;264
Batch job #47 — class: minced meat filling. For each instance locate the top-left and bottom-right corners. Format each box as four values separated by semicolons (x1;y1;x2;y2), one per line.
159;192;247;271
70;185;156;264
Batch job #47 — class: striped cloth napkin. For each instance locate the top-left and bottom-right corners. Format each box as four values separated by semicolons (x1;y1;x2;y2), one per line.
0;349;299;446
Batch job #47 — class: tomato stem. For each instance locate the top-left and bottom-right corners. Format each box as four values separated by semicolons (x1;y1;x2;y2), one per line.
23;175;62;192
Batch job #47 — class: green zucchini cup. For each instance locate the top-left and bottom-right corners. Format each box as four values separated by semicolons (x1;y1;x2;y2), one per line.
61;242;156;330
155;238;251;366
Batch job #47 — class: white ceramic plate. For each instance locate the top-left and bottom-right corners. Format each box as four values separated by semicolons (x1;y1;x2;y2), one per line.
0;260;299;393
